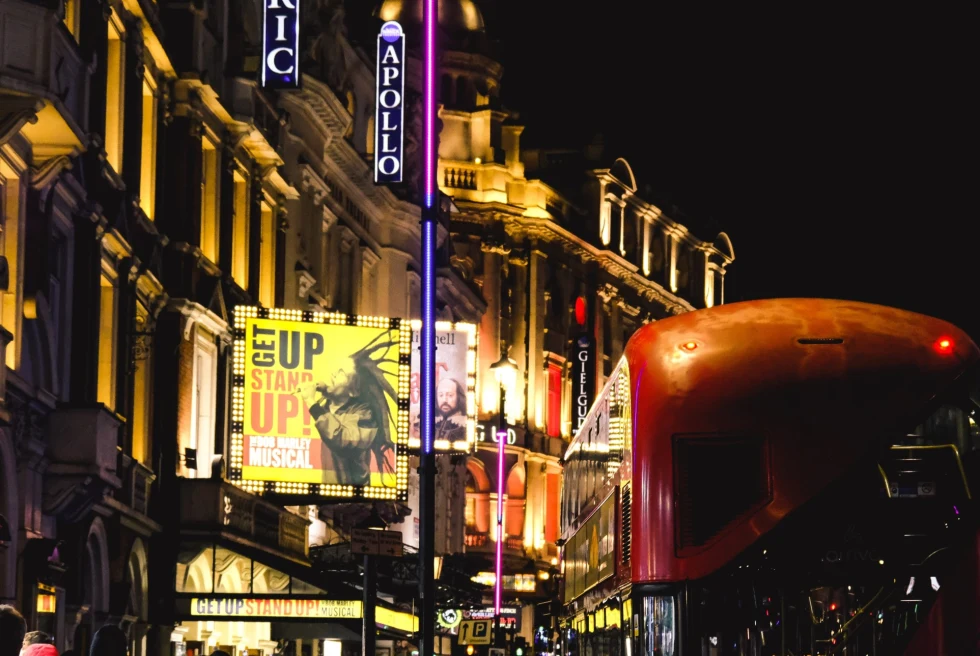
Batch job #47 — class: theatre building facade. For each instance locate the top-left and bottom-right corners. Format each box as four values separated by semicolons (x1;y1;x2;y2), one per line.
0;1;733;656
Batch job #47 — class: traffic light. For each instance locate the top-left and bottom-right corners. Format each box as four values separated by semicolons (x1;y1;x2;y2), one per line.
513;637;528;656
467;647;474;655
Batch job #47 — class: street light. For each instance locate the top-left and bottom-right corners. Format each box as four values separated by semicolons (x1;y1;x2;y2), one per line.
488;353;517;647
357;506;388;656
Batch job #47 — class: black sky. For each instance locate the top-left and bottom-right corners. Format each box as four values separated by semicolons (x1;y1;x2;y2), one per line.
482;2;978;338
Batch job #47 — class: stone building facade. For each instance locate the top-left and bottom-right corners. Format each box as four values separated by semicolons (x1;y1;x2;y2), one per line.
0;0;733;654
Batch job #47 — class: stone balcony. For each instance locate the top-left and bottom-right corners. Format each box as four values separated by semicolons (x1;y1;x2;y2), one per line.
0;0;87;159
44;405;124;521
178;478;310;565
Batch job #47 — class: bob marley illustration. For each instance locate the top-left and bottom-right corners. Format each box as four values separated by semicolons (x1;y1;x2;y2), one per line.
294;330;399;486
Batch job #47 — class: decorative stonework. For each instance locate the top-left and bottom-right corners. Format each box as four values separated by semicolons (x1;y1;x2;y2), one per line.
296;269;317;302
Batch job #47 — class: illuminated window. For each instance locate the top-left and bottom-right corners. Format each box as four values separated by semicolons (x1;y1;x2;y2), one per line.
545;472;561;543
231;169;249;288
139;75;158;220
258;201;275;306
63;0;79;41
97;273;118;409
199;136;219;262
365;115;375;156
104;11;126;174
131;305;152;464
465;494;476;528
188;332;217;478
0;157;24;369
546;360;563;438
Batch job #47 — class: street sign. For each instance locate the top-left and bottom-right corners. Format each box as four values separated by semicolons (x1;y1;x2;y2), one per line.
458;620;492;645
377;530;404;557
351;529;404;557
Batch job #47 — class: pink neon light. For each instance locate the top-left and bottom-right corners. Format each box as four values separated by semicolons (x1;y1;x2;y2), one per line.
495;430;506;615
424;0;436;208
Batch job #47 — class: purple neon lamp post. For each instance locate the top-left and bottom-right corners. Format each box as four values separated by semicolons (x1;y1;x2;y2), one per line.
419;1;438;656
489;353;518;641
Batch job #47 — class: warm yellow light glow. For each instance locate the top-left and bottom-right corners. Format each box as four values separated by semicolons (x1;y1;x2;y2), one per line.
365;116;375;156
231;170;249;288
200;136;219;261
97;274;118;409
139;77;158;219
0;156;23;369
105;12;126;174
258;202;275;306
63;0;79;40
474;157;482;164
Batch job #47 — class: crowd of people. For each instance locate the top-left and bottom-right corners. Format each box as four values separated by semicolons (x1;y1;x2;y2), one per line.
0;605;128;656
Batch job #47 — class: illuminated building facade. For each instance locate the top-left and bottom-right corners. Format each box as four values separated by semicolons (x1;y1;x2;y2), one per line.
0;1;732;656
367;0;735;643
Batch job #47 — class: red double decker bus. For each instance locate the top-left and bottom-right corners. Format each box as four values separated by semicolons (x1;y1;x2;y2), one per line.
558;299;979;656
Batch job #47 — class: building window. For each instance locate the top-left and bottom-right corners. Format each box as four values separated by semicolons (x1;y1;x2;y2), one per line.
131;306;152;464
546;359;563;438
188;332;218;478
97;272;118;409
365;115;375;157
63;0;80;41
545;472;561;543
0;157;24;369
231;169;249;288
258;201;275;306
105;11;126;174
200;135;219;262
139;75;158;220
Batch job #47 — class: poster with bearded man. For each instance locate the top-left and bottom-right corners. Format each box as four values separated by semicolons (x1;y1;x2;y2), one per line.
408;323;476;450
238;314;409;492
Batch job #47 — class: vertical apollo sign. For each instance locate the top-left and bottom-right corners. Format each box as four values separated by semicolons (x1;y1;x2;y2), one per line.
571;335;597;436
261;0;300;88
374;21;405;183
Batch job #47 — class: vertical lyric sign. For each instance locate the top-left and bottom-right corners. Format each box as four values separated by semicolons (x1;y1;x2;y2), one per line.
374;21;406;183
262;0;300;88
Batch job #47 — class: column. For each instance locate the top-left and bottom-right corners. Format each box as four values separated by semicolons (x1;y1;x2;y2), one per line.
528;247;546;432
359;247;380;315
509;252;528;424
479;244;505;417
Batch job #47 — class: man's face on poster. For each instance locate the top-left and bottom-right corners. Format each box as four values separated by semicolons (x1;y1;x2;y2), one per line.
326;358;358;398
437;378;459;416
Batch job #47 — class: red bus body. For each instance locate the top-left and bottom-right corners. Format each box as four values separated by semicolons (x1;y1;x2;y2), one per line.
559;299;980;656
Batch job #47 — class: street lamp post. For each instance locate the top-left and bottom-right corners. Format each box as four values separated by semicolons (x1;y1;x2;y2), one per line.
359;507;388;656
420;2;439;656
489;354;518;649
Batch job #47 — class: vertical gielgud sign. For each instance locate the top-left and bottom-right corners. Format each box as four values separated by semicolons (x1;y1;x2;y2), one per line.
571;335;596;436
374;21;405;183
261;0;300;88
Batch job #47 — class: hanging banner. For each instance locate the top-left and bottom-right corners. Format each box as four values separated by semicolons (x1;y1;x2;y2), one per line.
230;307;411;499
261;0;300;88
374;21;406;183
571;334;596;436
408;321;477;452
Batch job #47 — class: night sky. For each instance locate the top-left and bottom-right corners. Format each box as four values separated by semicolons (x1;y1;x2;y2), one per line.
482;2;978;339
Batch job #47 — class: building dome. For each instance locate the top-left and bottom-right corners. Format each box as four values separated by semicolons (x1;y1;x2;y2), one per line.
376;0;485;33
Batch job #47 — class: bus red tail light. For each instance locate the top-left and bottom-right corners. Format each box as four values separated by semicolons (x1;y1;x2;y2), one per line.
934;337;955;355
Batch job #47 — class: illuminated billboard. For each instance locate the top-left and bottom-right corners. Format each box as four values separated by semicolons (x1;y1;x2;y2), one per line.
408;321;477;452
231;307;410;499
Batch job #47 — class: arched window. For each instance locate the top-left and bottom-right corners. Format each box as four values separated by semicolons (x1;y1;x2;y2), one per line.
505;465;526;540
465;459;491;540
